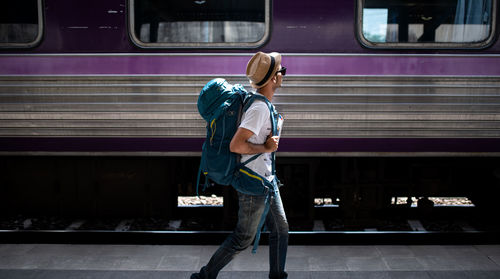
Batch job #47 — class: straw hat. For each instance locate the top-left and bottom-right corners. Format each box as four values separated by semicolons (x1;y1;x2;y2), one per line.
246;52;282;89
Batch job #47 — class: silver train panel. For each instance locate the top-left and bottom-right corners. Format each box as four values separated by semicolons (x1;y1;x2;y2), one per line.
0;75;499;139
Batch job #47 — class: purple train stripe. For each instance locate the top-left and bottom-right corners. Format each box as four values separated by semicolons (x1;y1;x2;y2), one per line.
1;137;500;153
1;54;500;76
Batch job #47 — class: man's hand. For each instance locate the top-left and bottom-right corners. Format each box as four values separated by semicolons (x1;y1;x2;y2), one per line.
230;128;279;154
265;134;279;153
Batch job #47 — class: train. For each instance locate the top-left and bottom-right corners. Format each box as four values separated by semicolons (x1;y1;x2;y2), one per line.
1;0;500;229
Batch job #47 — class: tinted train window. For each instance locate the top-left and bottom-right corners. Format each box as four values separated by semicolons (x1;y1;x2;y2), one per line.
358;0;496;48
129;0;270;48
0;0;43;48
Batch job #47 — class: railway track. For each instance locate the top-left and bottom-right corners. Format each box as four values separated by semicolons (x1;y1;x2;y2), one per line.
2;209;499;245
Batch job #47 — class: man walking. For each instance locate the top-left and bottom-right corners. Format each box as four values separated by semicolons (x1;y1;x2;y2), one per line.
191;51;288;279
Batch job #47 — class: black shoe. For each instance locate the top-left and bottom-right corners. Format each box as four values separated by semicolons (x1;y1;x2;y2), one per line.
191;266;209;279
269;271;288;279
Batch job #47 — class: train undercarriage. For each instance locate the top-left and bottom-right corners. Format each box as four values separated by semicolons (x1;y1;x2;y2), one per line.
1;156;499;235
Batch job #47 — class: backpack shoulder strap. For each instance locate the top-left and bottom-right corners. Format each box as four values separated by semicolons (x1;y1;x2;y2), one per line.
241;92;279;177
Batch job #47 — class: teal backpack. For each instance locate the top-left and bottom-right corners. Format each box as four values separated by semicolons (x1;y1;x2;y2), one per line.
196;78;278;196
196;78;279;253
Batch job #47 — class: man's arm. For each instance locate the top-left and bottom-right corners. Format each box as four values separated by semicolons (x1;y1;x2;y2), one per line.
230;127;279;155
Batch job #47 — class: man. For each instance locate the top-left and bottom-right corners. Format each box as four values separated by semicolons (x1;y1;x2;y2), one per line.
191;52;288;279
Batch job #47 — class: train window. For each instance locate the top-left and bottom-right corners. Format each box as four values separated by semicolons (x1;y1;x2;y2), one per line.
0;0;43;48
129;0;270;48
358;0;497;48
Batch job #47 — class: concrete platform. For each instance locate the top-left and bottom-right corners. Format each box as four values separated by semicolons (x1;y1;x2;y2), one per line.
1;244;500;278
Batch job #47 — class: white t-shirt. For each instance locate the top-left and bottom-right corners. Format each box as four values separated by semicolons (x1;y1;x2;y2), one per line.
239;94;283;182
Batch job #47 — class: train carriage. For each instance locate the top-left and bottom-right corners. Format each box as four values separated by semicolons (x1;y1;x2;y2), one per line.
1;0;500;227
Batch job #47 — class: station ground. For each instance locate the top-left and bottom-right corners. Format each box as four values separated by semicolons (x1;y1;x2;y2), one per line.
1;244;500;278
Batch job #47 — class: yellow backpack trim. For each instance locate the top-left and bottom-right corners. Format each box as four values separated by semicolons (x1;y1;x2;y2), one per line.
209;119;216;144
239;168;263;182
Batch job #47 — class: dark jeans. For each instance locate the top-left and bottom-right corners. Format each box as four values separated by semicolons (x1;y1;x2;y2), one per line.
193;188;289;279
